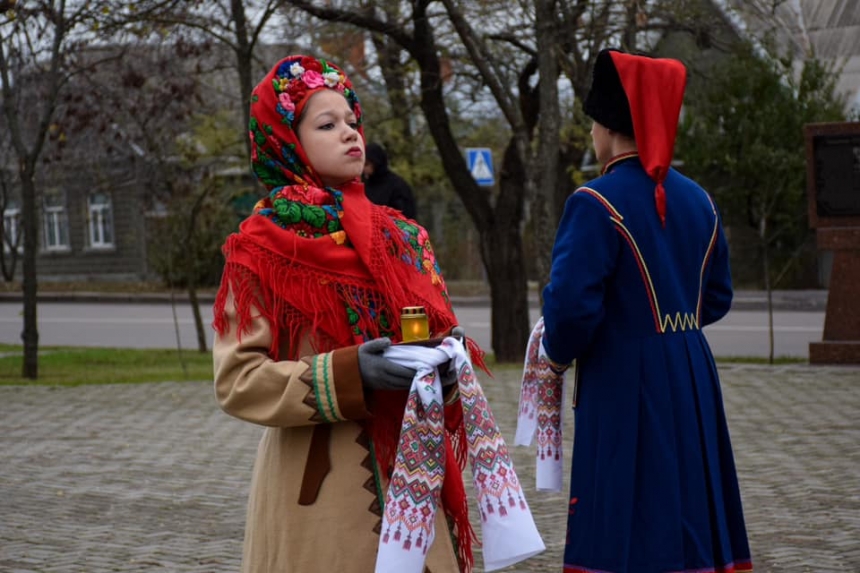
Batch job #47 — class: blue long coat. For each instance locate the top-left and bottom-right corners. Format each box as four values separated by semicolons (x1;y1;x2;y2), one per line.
542;153;753;573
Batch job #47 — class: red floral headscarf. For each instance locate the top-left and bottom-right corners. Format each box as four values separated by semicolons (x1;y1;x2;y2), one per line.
248;56;363;206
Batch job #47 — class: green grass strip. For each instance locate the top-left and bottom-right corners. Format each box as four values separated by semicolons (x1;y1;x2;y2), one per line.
0;344;807;387
0;346;214;386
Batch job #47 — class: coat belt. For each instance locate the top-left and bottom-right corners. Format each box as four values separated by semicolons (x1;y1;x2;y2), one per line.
298;424;332;505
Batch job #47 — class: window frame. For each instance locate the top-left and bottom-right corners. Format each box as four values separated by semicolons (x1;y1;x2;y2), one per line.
42;194;71;252
2;207;22;254
87;192;114;249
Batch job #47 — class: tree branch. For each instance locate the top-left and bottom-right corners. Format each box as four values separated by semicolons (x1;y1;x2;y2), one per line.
28;1;68;168
284;0;414;53
142;13;240;50
438;0;523;134
486;32;536;57
248;0;283;55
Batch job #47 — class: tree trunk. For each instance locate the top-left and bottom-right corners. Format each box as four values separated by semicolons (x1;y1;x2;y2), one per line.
534;0;561;298
185;184;212;353
20;161;39;379
621;0;640;51
231;0;253;159
486;138;531;363
188;280;208;353
483;224;529;363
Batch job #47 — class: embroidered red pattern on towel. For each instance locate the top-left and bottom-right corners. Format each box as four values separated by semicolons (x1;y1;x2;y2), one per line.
537;380;562;463
378;339;545;572
514;317;565;492
459;360;526;519
515;319;541;437
381;372;446;556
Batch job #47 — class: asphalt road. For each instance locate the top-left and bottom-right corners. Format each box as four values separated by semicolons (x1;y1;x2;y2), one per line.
0;301;824;359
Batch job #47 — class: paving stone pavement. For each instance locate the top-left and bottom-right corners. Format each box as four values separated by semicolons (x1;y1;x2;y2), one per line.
1;363;858;573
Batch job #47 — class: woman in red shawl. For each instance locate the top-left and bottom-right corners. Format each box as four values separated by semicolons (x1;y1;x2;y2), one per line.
212;56;480;572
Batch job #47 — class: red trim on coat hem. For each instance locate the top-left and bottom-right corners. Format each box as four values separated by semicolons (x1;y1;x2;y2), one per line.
563;560;753;573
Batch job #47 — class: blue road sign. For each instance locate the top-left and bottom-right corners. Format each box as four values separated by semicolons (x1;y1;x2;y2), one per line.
466;148;495;186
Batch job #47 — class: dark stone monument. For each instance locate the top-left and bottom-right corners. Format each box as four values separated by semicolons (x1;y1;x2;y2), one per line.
805;122;860;364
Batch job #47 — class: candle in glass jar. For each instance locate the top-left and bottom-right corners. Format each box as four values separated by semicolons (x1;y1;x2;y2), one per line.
401;306;429;342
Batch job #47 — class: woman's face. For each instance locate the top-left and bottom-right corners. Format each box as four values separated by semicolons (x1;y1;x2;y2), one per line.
590;121;612;164
296;89;365;188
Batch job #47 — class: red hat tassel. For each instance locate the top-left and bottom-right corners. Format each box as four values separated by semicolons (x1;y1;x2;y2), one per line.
655;182;667;227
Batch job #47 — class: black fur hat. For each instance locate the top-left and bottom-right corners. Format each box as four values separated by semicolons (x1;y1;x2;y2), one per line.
583;49;634;137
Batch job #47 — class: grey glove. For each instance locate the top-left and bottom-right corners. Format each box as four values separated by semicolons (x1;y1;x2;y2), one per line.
440;326;466;387
451;326;465;342
358;338;417;390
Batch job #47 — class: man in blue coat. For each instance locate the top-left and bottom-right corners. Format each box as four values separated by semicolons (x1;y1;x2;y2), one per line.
542;49;753;573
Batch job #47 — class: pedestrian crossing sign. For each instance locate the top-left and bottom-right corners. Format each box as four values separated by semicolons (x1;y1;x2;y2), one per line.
466;148;495;186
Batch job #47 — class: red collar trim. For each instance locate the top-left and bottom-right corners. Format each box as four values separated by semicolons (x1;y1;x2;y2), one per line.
601;151;639;175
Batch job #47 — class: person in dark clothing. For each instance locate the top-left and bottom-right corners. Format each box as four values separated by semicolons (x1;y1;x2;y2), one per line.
541;48;752;573
362;142;418;220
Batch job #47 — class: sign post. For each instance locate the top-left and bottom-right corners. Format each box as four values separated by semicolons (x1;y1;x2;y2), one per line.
805;121;860;364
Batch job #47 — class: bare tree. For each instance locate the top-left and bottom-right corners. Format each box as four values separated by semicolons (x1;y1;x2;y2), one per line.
439;0;570;294
146;0;294;157
1;0;105;378
0;0;178;378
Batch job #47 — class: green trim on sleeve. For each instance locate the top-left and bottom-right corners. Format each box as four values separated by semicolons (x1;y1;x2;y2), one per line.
311;354;334;423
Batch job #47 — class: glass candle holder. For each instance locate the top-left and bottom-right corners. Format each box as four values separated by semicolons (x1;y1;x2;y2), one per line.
401;306;429;342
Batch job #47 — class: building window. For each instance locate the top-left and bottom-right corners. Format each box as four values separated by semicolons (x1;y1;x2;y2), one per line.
87;192;114;248
43;192;70;251
2;206;21;253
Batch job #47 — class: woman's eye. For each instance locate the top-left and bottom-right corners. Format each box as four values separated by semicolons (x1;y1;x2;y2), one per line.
319;123;334;130
349;122;359;130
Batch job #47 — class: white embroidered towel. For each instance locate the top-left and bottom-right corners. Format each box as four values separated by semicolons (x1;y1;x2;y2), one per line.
377;337;545;573
514;317;565;492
